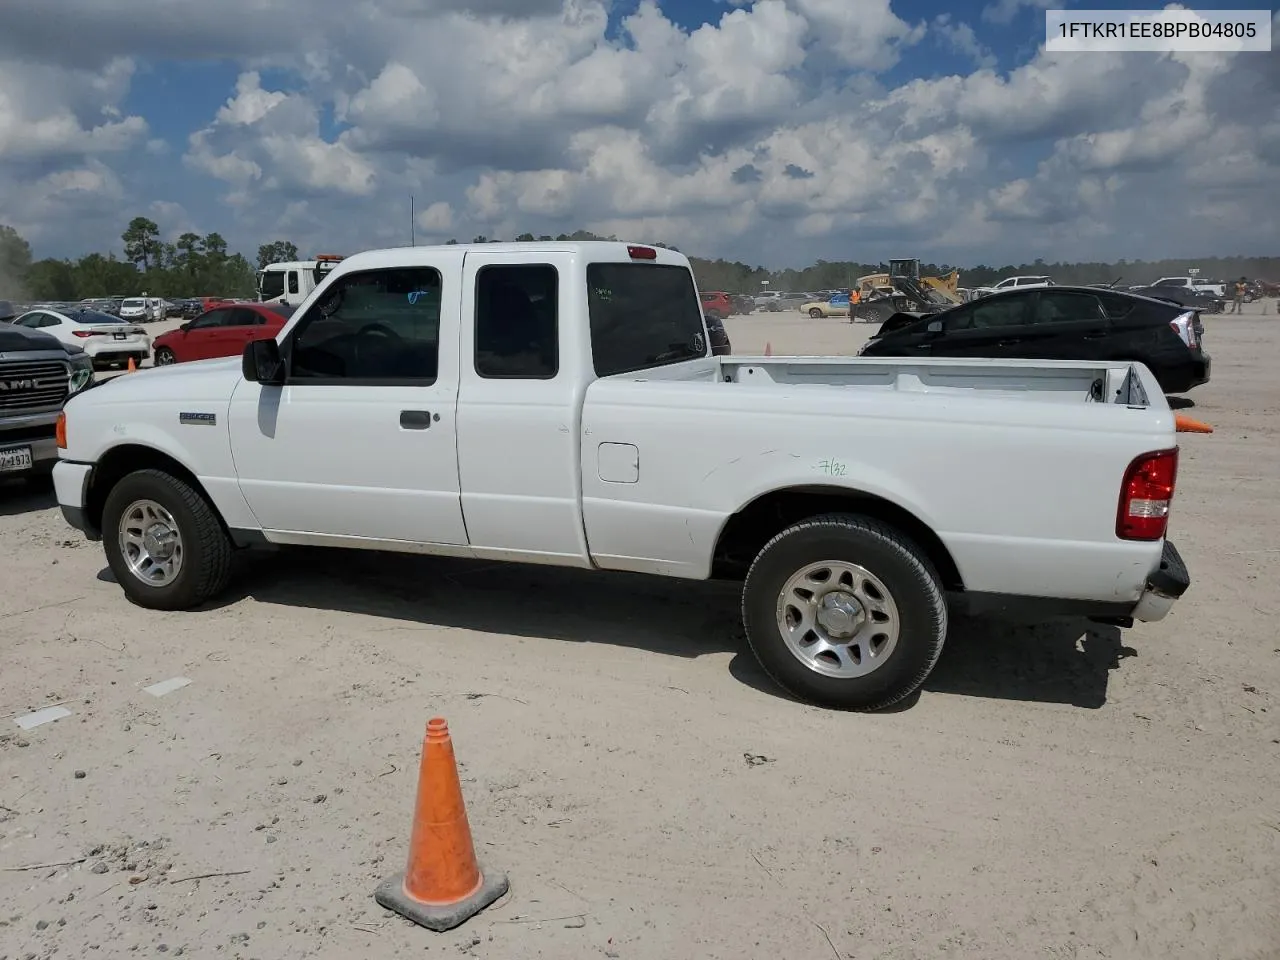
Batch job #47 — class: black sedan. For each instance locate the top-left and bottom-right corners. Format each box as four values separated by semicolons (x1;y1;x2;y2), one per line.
858;285;1210;394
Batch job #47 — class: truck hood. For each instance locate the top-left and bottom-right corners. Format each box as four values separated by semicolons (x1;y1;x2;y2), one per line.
0;323;65;353
82;356;243;404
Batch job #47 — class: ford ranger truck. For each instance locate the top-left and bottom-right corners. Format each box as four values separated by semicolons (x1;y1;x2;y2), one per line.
50;242;1191;711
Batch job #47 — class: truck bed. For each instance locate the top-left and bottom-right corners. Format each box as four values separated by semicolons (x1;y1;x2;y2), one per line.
580;354;1174;596
716;355;1159;408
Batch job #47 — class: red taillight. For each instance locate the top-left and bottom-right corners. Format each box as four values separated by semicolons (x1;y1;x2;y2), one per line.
72;330;101;338
627;245;657;260
1117;448;1178;541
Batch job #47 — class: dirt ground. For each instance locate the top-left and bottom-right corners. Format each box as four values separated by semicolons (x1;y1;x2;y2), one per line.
2;301;1279;960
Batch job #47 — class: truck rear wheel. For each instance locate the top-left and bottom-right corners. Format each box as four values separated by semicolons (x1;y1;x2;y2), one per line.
101;468;233;610
741;513;947;710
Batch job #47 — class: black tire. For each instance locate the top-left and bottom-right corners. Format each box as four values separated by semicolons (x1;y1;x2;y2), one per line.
155;347;176;366
741;513;947;710
101;468;233;610
808;308;824;318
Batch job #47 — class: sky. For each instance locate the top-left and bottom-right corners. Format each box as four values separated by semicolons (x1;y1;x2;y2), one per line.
0;0;1276;269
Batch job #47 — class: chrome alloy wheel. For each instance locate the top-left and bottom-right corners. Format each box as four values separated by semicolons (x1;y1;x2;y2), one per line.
118;498;185;587
775;560;900;678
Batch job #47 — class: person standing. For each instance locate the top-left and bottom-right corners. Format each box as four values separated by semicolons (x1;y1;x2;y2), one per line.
1229;277;1246;314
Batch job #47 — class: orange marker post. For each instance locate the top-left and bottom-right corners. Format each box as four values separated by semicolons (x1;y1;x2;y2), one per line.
127;356;137;373
374;718;509;932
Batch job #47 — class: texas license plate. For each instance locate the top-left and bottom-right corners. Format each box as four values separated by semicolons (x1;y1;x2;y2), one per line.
0;446;33;472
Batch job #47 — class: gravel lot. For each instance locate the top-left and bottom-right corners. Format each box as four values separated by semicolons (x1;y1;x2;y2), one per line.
2;301;1278;960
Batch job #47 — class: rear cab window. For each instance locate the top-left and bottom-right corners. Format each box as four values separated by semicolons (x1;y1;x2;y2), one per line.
586;263;707;376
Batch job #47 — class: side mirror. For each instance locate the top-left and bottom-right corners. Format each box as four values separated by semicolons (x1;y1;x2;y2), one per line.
926;320;943;335
179;322;190;332
242;338;285;385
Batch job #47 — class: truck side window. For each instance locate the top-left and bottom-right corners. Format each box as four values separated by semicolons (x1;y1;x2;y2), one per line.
287;271;300;295
474;264;558;379
289;267;441;383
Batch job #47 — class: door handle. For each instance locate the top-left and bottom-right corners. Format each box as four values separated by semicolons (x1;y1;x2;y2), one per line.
400;410;432;430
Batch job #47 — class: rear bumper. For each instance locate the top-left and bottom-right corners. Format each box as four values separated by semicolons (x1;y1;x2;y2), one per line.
1190;351;1211;388
951;539;1190;625
1130;539;1190;622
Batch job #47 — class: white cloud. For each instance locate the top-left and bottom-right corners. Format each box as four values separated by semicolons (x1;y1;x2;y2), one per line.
415;201;454;234
933;15;998;70
0;1;1276;267
186;72;376;200
0;57;147;161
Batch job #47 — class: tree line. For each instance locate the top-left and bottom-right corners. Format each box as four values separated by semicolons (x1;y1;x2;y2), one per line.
2;219;1276;304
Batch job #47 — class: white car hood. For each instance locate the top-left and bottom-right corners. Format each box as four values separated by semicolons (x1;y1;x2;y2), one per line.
71;357;242;407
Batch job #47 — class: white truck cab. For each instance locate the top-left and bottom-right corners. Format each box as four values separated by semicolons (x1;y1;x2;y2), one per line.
257;254;345;307
51;241;1192;711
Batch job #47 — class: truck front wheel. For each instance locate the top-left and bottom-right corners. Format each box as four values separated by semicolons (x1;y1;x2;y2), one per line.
101;468;233;610
741;514;947;710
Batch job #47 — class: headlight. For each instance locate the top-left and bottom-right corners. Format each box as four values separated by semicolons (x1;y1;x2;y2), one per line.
69;355;94;393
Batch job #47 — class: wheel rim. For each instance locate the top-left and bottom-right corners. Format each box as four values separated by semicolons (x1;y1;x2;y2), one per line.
775;560;900;679
118;499;184;587
156;349;175;365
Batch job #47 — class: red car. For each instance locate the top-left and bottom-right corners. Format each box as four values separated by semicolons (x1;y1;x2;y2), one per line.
152;303;294;365
699;290;733;321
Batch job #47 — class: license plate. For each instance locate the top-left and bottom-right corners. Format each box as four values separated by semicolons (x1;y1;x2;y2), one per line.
114;332;127;340
0;447;33;472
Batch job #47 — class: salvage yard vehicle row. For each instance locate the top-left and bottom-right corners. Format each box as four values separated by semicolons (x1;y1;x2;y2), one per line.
51;242;1191;710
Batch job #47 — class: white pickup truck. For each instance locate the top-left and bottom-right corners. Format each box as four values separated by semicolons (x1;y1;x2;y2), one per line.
1152;276;1226;298
51;241;1191;710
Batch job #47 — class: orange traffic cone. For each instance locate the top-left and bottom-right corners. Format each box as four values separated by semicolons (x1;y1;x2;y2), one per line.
127;357;137;373
374;718;508;931
764;342;773;357
1174;413;1213;434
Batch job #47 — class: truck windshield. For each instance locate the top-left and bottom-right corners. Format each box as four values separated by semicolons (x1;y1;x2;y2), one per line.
258;270;285;300
586;263;708;377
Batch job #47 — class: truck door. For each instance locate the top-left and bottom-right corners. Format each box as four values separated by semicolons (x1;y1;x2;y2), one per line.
282;269;300;307
454;249;589;564
227;251;469;545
